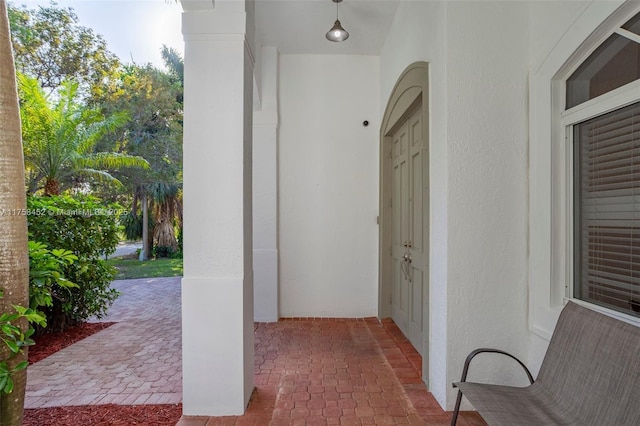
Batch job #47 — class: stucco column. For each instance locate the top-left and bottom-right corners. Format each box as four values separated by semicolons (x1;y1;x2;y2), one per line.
253;46;279;322
180;0;254;416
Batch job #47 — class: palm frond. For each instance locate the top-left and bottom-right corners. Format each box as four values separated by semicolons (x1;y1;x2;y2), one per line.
75;152;149;170
18;74;142;193
71;168;122;187
147;181;179;204
76;110;130;155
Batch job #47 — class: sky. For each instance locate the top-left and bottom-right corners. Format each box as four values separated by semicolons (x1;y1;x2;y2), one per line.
13;0;184;69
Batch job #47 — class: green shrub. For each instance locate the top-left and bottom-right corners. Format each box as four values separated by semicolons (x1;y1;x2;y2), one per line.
0;290;45;394
120;211;141;241
153;245;174;258
28;241;77;316
27;195;121;257
27;195;122;331
175;226;183;258
120;210;154;241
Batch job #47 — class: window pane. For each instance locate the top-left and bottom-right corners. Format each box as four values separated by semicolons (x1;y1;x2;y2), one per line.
574;101;640;317
566;34;640;109
622;13;640;36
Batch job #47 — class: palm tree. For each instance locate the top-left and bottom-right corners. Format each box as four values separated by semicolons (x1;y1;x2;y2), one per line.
149;181;180;251
0;0;30;423
19;74;149;196
97;57;183;260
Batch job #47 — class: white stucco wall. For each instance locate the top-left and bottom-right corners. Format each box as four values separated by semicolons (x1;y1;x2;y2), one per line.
445;0;530;404
380;1;530;409
527;0;627;373
253;46;279;322
278;54;380;317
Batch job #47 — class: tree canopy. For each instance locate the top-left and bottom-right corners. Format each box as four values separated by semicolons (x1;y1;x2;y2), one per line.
93;55;183;251
11;1;183;255
8;2;120;97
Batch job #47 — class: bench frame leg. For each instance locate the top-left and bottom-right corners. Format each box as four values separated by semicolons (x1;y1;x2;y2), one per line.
450;348;534;426
451;388;464;426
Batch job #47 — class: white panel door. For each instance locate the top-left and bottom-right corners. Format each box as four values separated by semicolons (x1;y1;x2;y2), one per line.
390;106;425;354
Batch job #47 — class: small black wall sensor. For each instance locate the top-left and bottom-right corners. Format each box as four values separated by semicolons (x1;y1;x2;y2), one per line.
363;120;369;127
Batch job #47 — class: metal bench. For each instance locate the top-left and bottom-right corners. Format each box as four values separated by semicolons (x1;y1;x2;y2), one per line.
451;301;640;425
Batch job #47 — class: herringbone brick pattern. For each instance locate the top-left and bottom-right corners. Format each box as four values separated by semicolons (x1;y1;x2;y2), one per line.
179;318;484;426
25;276;484;425
25;277;182;408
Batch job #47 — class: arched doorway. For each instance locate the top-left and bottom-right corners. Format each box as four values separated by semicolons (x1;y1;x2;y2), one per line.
379;62;430;382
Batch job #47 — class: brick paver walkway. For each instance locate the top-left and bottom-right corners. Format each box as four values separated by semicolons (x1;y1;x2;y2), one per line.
25;277;182;408
25;276;484;425
179;319;485;426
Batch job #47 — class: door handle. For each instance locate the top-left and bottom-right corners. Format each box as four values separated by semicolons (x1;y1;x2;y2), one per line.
401;252;413;283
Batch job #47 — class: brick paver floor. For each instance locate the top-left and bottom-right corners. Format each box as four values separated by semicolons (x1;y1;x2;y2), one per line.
25;277;182;408
178;318;485;426
25;276;484;425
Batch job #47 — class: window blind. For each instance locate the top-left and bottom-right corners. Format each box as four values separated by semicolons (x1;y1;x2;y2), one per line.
575;101;640;317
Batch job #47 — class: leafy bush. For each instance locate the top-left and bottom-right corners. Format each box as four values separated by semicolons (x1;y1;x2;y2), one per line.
27;195;121;257
1;241;74;390
27;195;122;331
176;226;183;252
120;210;154;241
121;211;141;241
153;245;175;258
28;241;78;333
0;290;45;394
28;241;78;310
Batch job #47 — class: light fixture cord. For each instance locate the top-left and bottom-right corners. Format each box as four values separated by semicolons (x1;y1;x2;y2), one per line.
336;1;339;20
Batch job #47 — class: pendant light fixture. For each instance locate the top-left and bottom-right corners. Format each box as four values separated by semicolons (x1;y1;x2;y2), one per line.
326;0;349;42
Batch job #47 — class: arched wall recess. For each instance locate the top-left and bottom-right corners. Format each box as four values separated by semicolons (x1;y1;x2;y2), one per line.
379;61;430;384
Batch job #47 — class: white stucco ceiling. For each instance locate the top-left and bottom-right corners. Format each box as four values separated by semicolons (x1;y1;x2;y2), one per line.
255;0;400;55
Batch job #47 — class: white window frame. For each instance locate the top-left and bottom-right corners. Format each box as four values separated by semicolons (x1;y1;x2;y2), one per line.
560;43;640;326
527;1;640;346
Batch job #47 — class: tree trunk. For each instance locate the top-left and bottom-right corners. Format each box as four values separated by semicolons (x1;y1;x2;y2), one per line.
139;193;149;261
43;177;60;196
132;190;139;216
153;202;177;250
0;1;30;424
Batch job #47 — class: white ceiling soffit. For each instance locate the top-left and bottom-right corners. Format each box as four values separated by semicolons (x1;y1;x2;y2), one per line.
255;0;400;55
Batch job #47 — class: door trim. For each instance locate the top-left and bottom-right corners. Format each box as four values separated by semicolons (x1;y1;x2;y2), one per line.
379;61;429;384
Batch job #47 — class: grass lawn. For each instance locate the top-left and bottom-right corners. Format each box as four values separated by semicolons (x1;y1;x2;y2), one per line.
107;257;183;280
